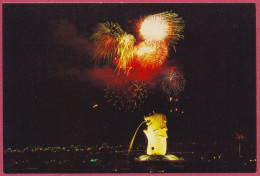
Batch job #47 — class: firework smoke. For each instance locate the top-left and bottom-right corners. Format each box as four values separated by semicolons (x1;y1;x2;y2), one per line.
54;21;93;55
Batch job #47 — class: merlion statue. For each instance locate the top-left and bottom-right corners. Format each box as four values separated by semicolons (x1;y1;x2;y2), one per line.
143;113;168;155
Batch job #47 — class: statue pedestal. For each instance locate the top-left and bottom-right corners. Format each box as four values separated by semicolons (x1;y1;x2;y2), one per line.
132;154;185;173
135;154;183;161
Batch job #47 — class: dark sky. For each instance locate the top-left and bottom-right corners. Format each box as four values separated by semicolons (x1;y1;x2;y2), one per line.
3;3;256;148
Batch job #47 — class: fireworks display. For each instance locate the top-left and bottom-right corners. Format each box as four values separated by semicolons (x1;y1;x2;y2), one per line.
90;11;185;111
6;6;256;173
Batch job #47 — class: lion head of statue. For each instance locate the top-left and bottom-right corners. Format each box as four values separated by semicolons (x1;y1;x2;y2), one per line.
144;113;167;131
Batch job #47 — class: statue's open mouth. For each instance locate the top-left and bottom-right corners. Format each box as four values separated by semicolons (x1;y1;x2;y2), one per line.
145;119;152;127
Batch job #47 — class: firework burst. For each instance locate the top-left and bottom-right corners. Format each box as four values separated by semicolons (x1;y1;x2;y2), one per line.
138;11;184;47
104;81;148;112
134;41;168;69
115;33;136;74
140;15;169;42
159;11;185;46
161;70;186;96
91;22;124;63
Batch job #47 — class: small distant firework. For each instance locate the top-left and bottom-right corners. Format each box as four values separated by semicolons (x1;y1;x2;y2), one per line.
161;70;186;96
115;33;136;74
92;104;98;108
130;81;148;104
104;81;148;112
91;22;124;63
134;41;168;69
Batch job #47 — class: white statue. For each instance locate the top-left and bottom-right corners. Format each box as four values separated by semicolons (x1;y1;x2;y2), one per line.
143;113;168;155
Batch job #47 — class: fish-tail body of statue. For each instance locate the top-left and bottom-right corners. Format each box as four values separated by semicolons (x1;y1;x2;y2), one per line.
143;113;168;155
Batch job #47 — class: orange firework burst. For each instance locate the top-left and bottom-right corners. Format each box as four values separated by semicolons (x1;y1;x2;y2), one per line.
134;11;184;69
134;41;168;69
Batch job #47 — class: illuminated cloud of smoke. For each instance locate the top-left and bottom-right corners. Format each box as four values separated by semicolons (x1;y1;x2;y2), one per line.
53;21;93;55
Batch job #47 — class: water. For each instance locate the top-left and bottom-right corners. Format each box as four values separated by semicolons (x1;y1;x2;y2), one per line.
128;121;146;155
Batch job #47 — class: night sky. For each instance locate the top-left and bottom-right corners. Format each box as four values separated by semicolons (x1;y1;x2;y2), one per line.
3;3;256;148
